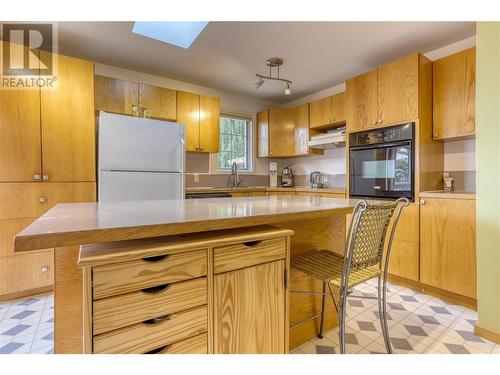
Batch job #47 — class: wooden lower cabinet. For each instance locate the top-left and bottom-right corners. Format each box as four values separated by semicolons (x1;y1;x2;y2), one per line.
80;226;291;354
213;260;286;354
0;250;53;297
420;197;476;298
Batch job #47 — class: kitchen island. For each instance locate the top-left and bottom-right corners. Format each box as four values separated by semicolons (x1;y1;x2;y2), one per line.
14;195;356;354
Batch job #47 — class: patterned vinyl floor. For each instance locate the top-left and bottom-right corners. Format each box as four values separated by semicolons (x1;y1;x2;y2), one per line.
0;279;499;354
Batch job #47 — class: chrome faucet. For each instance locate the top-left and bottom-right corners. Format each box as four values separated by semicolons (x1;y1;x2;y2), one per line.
231;161;243;188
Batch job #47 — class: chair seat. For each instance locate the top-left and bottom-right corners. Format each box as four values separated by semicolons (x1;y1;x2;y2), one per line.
291;250;379;288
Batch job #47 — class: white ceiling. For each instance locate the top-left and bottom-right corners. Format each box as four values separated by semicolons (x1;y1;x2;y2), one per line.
57;21;476;104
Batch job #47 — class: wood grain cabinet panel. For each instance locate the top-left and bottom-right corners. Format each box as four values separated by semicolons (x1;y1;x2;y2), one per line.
293;103;311;155
0;84;42;182
309;96;332;128
93;249;207;299
199;95;220;153
346;70;378;132
93;306;207;354
139;84;176;121
0;250;53;296
269;108;295;157
332;92;347;124
40;52;95;182
94;75;138;115
377;53;419;125
177;91;200;152
257;110;269;157
154;332;207;354
420;198;476;298
433;47;476;140
214;260;286;354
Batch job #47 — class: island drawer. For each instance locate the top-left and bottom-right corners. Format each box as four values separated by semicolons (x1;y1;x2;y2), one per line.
93;277;207;335
92;249;207;299
146;332;208;354
213;237;287;274
93;306;207;354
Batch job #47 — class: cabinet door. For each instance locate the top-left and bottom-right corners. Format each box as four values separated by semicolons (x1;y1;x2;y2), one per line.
0;85;42;182
94;75;138;115
269;108;294;157
0;250;54;296
40;52;96;182
257;110;269;157
177;91;200;152
0;183;44;220
332;91;347;124
139;84;176;121
293;103;310;155
377;54;419;125
199;95;220;153
420;198;476;298
346;70;378;132
386;203;420;281
309;96;332;128
433;48;476;140
214;260;286;354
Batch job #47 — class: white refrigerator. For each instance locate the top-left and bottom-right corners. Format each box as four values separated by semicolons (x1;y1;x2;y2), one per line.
98;112;185;203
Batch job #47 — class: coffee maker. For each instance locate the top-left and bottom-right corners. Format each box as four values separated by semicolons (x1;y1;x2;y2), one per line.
281;167;294;187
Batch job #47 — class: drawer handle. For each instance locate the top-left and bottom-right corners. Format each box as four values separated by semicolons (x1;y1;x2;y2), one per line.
141;284;171;294
143;314;172;325
144;344;171;354
242;240;262;247
142;254;170;262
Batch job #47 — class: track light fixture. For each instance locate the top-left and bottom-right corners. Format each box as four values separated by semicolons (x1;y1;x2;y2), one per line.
254;57;293;96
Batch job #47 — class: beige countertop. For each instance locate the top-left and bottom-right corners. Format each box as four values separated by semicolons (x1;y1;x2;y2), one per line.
186;186;346;194
14;195;356;252
419;190;476;200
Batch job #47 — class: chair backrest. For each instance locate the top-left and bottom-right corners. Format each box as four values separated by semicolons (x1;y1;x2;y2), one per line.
345;199;409;272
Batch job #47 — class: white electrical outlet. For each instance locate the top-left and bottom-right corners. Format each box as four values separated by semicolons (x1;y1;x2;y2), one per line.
41;266;49;273
321;175;329;183
194;173;199;183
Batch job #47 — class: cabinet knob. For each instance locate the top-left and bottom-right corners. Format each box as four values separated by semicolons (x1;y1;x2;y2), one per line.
269;151;273;155
39;196;47;203
372;120;377;125
420;199;426;205
199;146;203;152
33;174;41;181
143;108;151;119
378;119;383;124
132;104;139;116
42;175;49;181
433;132;438;138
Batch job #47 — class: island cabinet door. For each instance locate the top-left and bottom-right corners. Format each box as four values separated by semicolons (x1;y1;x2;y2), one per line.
213;260;286;354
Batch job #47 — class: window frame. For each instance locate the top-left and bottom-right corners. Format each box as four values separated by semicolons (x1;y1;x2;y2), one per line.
214;114;253;173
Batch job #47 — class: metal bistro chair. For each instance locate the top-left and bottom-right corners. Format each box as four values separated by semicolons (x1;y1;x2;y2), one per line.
291;198;410;354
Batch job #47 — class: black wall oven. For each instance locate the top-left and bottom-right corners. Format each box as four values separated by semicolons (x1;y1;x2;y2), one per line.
349;123;415;201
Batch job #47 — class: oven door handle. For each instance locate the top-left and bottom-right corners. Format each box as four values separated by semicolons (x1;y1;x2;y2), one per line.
349;140;412;151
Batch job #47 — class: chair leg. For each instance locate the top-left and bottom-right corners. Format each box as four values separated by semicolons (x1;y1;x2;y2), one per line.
318;281;327;338
338;288;348;354
377;274;393;354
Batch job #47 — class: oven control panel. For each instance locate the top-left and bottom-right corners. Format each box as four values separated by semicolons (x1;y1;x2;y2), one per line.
349;122;414;147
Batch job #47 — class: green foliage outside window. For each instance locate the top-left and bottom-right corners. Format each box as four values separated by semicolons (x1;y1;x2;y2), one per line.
216;117;251;170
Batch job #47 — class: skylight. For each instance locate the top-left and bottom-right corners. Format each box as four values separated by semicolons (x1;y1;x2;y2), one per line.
132;22;209;49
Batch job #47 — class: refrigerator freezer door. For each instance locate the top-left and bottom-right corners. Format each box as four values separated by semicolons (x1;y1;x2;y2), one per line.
99;171;183;202
99;112;185;172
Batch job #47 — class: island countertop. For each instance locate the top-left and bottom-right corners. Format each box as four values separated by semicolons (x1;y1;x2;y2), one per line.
14;195;356;251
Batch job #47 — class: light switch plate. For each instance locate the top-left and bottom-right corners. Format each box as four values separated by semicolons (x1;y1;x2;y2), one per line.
194;173;199;183
321;175;329;183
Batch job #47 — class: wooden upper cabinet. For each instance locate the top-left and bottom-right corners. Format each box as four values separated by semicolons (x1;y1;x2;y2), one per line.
199;95;220;153
94;75;137;116
0;84;42;182
346;69;378;132
177;91;200;152
378;53;419;126
40;52;96;182
420;197;476;299
293;104;310;155
309;92;346;129
138;84;176;121
269;108;295;157
309;96;332;128
213;260;286;354
257;110;269;158
332;91;347;124
433;47;476;140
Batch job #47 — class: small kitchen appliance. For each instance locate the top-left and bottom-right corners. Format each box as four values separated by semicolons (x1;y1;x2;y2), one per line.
281;167;294;187
269;162;278;187
310;171;323;189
